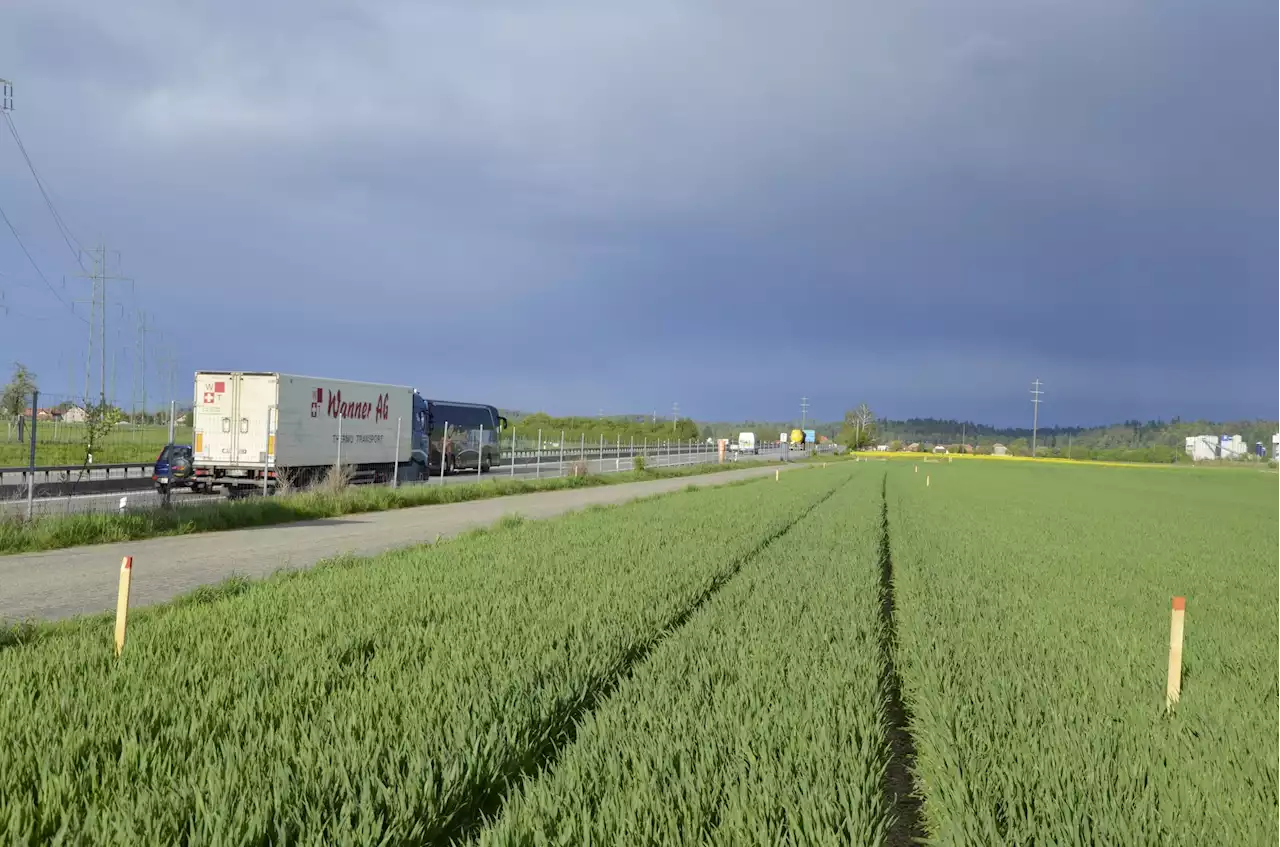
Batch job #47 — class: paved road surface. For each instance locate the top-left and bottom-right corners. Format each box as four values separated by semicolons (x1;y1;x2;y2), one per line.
0;463;800;622
1;446;795;517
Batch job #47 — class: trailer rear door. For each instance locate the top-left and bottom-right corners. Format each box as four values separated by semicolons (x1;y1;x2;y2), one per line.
193;371;278;468
193;371;232;466
232;373;279;466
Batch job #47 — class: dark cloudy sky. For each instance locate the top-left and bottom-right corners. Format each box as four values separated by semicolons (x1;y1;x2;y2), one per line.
1;1;1275;426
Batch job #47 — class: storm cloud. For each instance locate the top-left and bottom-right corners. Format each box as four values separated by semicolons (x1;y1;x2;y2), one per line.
1;0;1274;425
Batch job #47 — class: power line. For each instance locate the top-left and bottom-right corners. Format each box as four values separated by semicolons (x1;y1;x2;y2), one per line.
0;79;85;324
0;201;84;322
3;111;87;270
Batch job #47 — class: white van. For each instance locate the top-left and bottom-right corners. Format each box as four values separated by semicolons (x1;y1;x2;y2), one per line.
737;432;758;454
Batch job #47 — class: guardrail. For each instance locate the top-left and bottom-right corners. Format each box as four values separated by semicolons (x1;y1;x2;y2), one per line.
0;462;158;501
0;461;154;479
2;443;798;479
2;443;837;518
2;442;826;499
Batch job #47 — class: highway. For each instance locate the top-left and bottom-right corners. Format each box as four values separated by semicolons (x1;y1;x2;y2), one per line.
1;445;798;517
0;462;802;622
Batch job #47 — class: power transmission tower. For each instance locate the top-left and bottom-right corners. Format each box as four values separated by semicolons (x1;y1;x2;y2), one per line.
800;396;809;430
1;87;18;306
133;311;150;423
77;244;131;409
166;338;177;423
110;305;124;408
1030;379;1044;455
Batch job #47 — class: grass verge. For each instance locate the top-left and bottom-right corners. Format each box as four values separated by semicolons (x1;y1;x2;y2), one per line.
0;458;791;555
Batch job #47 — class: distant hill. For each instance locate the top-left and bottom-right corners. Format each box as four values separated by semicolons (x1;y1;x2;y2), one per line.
500;410;1277;462
871;417;1276;452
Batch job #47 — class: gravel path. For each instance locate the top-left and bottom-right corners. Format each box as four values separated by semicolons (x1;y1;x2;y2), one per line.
1;464;793;622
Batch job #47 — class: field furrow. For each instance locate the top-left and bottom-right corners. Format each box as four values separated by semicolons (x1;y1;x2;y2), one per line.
0;470;840;845
474;468;891;846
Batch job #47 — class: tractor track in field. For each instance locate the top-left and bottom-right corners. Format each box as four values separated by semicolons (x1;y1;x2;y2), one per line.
878;472;926;846
433;474;853;847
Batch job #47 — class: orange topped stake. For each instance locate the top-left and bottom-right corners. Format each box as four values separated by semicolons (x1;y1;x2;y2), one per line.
114;556;134;656
1166;595;1186;710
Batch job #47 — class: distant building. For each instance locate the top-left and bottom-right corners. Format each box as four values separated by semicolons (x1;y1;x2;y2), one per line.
1185;435;1217;461
1184;434;1247;461
992;443;1008;455
905;442;921;453
1219;435;1246;460
932;445;948;454
61;406;88;423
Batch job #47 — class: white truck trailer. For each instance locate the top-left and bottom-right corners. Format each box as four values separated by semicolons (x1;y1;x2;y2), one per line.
192;371;420;496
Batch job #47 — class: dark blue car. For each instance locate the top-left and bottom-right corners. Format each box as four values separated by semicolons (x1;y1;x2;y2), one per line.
153;444;197;493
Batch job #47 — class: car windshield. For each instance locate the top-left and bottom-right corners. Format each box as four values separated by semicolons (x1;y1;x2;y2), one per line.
157;445;189;463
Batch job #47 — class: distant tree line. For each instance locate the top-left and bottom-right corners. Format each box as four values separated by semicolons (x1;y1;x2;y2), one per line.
502;412;702;444
501;405;1276;465
869;417;1277;462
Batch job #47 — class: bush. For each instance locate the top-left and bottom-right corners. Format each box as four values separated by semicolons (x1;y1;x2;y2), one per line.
632;455;646;473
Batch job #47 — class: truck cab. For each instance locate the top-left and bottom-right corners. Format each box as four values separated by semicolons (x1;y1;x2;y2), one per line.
737;432;758;454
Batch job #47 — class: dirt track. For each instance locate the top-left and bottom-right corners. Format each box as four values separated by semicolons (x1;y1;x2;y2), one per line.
1;464;793;622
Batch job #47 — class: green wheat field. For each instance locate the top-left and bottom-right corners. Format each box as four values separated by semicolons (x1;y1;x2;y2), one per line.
0;461;1274;844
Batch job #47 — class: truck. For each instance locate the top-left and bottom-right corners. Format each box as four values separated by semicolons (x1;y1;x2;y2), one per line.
418;398;507;473
737;432;758;454
790;428;805;449
192;371;429;496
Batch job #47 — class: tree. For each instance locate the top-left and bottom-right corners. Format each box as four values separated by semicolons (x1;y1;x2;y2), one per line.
78;400;123;468
1009;437;1030;456
838;403;877;450
2;363;38;418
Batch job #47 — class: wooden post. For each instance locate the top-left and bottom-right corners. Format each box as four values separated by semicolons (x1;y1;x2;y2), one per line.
775;469;780;481
914;464;918;473
114;556;133;656
926;474;931;487
1166;596;1186;710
